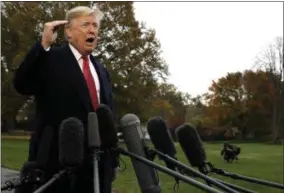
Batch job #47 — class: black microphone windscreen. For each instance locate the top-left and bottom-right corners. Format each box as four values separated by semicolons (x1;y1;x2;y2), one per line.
96;104;118;148
59;117;84;168
88;112;100;149
147;116;176;157
175;123;206;167
120;114;161;193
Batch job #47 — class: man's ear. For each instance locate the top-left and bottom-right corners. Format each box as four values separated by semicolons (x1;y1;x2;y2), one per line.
64;25;72;40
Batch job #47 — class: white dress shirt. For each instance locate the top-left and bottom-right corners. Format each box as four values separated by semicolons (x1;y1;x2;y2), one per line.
68;44;101;103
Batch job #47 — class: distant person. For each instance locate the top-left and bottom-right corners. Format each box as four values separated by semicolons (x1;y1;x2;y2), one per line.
221;142;241;163
13;6;119;193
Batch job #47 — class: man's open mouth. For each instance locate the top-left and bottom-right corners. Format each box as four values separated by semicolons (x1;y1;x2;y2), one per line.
86;37;95;43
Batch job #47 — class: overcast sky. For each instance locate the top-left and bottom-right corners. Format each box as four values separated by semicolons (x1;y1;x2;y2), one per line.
133;2;283;97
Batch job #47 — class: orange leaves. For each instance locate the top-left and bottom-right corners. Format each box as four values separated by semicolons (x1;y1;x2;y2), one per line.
205;70;276;128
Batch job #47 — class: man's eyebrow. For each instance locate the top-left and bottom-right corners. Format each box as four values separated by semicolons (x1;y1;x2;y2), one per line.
80;21;98;26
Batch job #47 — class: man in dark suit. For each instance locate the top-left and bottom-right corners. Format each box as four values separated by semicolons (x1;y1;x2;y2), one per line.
13;6;118;193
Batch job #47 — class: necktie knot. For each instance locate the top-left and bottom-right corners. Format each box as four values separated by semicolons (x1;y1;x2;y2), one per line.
82;55;88;63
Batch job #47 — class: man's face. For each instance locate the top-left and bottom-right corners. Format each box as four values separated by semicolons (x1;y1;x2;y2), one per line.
66;14;99;55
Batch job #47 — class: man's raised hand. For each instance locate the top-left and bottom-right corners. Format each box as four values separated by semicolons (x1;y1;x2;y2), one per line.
41;20;68;49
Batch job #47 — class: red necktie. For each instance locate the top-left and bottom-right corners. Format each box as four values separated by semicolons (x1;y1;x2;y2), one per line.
82;56;99;110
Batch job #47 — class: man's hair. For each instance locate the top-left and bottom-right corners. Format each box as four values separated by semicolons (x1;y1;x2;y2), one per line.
65;6;104;26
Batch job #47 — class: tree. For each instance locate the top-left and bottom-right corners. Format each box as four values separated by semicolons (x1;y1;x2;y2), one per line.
205;70;276;138
254;36;283;143
243;70;275;135
206;72;247;134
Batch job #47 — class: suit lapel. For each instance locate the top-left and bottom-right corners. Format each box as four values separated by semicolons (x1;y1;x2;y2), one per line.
61;44;93;112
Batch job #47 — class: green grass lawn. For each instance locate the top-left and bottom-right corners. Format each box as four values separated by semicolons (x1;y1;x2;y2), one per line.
1;139;283;193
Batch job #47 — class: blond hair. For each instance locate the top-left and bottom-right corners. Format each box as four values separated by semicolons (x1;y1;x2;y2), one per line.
65;6;104;26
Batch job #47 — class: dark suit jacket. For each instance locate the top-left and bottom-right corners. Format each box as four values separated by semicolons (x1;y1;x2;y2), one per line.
13;41;118;176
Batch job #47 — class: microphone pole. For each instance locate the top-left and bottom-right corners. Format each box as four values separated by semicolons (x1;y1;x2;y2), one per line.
116;147;224;193
147;148;241;193
209;164;284;190
33;170;67;193
88;112;101;193
147;148;256;193
1;162;44;192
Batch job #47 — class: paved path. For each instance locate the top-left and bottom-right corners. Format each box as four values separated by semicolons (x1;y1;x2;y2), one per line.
1;167;19;193
1;167;119;193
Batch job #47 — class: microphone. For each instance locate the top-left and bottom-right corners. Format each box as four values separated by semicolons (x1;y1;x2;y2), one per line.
146;117;180;182
147;117;177;159
88;112;101;193
175;123;208;173
96;104;119;193
120;114;161;193
175;123;284;190
2;162;44;192
33;117;84;193
96;104;118;148
58;117;84;168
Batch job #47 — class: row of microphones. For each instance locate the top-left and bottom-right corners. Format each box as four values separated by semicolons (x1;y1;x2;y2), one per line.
145;117;239;193
118;113;284;193
33;104;118;193
174;123;284;190
2;104;118;193
93;107;223;193
118;114;224;193
2;117;85;193
146;120;252;193
4;105;283;193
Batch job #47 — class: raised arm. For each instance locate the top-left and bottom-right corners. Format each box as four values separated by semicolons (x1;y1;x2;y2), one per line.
13;20;68;95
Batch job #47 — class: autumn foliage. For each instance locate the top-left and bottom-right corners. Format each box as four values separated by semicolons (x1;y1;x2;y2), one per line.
200;70;280;138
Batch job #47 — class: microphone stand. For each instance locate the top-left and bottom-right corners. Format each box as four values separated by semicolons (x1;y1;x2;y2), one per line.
33;170;68;193
116;147;224;193
144;147;180;186
145;148;241;193
207;163;284;190
90;147;102;193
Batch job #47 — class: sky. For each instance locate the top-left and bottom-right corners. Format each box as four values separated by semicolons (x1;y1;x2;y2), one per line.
133;2;283;97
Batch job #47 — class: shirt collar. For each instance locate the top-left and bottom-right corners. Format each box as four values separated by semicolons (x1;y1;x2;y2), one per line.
69;43;88;61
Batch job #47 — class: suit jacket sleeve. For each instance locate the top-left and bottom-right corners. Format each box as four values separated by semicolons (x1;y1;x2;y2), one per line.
13;41;49;96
